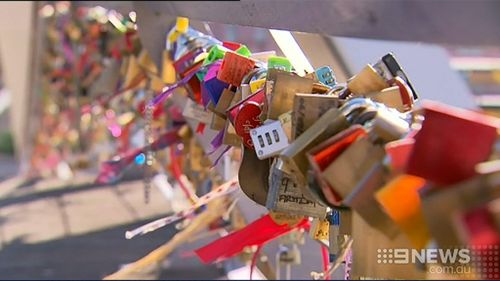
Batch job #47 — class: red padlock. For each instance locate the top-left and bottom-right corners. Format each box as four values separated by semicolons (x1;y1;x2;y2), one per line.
227;90;266;149
406;100;500;186
234;102;262;149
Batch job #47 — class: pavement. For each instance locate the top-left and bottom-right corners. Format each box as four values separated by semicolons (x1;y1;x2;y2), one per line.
0;154;343;280
0;156;225;280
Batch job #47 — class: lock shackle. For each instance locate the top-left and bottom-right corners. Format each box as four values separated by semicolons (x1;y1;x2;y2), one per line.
352;108;378;125
339;98;376;123
326;83;346;97
241;67;266;85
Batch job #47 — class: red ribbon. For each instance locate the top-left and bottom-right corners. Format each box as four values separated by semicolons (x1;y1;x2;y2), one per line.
196;122;206;134
195;214;309;264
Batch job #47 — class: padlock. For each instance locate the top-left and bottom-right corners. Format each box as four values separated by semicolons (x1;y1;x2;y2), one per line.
292;93;343;139
379;52;419;100
350;212;426;280
268;56;292;72
249;78;266;94
420;167;500;249
342;162;400;238
267;71;314;120
213;88;235;117
364;86;407;112
321;135;386;202
327;210;342;259
280;98;374;185
250;120;289;159
210;113;226;131
406;100;500;186
267;159;327;218
391;76;414;110
276;231;303;280
204;44;227;64
315;66;336;87
238;147;270;206
222;121;242;147
310;218;329;241
347;64;389;95
217;51;256;86
241;67;267;99
235;44;252;57
370;108;411;143
278;111;293;142
227;89;266;148
281;107;346;185
162;49;177;84
375;174;430;249
307;125;368;206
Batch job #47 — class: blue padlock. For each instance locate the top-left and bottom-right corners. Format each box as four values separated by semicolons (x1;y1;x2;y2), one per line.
315;66;336;87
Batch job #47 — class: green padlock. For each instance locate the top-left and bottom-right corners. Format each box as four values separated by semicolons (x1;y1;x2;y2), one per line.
268;56;292;72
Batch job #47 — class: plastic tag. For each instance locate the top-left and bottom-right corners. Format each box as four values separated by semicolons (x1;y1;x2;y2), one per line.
217;51;255;85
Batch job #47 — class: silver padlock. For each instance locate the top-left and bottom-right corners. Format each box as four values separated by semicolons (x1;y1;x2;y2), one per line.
250;120;289;160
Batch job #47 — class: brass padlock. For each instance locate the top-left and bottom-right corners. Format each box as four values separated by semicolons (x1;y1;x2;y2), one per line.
280;107;348;185
370;108;410;143
364;86;407;112
281;98;375;187
210;112;227;131
213;88;235;117
238;147;270;206
292;93;343;139
222;121;242;147
347;64;389;95
267;159;327;218
322;136;386;200
268;71;314;120
343;162;400;238
350;212;426;280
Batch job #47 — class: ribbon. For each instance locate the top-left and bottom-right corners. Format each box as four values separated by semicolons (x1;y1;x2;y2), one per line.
196;123;206;134
210;130;225;150
125;178;239;239
210;145;231;168
194;214;309;264
149;63;203;107
95;128;182;184
170;146;197;204
250;245;263;280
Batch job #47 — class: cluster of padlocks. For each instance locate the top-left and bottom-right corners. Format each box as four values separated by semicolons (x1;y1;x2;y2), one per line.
33;7;499;279
91;16;500;280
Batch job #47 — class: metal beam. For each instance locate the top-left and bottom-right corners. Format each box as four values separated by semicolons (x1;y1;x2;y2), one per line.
132;0;500;46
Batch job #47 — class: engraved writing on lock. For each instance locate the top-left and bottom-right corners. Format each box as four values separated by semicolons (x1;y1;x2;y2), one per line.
268;72;313;120
267;159;327;218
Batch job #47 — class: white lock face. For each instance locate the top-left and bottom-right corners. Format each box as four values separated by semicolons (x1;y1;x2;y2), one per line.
250;120;289;160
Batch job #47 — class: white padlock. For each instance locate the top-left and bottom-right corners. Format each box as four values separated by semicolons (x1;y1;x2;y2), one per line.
250;120;289;159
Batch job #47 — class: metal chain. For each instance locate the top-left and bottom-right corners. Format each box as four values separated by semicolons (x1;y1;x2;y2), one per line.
144;88;155;204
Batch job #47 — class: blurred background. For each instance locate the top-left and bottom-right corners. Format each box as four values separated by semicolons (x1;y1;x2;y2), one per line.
0;1;499;280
